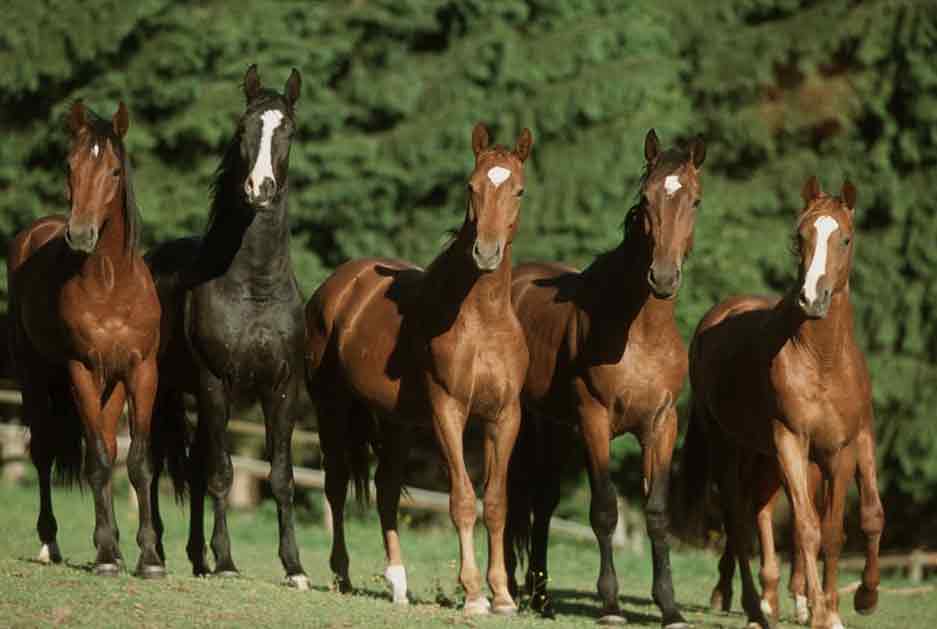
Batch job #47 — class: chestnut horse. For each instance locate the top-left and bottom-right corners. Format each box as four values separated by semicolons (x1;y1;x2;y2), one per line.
305;123;532;614
146;65;309;587
504;130;704;626
6;101;182;576
678;177;884;629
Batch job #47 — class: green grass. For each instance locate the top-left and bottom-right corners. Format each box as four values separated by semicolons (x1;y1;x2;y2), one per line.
0;474;932;628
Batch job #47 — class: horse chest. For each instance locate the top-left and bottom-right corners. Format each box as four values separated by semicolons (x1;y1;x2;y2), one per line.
191;293;302;388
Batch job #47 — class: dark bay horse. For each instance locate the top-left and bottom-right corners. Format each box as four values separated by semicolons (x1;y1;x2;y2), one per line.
679;177;884;629
504;130;704;626
305;123;533;614
7;101;181;576
146;65;309;587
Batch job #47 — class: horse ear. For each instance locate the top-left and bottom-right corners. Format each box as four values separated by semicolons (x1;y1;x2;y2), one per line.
514;128;533;163
801;175;822;208
472;122;490;157
690;135;706;168
284;68;301;106
69;100;87;135
244;64;262;102
644;128;660;163
841;180;857;212
112;101;130;138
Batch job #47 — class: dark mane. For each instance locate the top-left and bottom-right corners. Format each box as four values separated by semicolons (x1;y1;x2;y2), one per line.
206;132;247;234
75;106;142;254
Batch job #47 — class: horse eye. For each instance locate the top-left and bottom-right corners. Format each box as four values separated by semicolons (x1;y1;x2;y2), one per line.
843;237;851;246
516;188;525;198
693;198;702;208
111;168;121;177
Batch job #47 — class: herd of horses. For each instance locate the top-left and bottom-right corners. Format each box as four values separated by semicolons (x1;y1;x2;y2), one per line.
5;65;885;629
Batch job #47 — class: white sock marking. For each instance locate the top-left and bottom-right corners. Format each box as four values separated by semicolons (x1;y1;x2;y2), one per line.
760;598;773;617
487;166;511;187
795;594;809;624
664;174;682;196
247;110;284;197
803;216;839;302
91;143;99;158
831;613;844;629
38;544;52;564
384;564;408;604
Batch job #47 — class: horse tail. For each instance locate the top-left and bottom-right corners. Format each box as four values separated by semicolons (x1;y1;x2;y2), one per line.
506;408;536;567
46;372;84;487
347;401;371;506
151;387;189;502
672;398;713;546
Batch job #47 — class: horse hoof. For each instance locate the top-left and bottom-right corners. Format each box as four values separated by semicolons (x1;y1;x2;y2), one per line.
830;614;845;629
597;614;627;625
664;624;692;629
284;574;310;591
795;595;809;625
492;602;517;616
214;570;240;578
95;563;120;577
136;564;166;579
853;585;877;615
37;543;62;565
384;565;408;605
464;596;491;616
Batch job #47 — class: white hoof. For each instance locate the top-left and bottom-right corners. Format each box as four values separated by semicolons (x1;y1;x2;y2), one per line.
597;615;627;625
795;595;809;625
464;596;491;616
285;574;311;591
384;565;409;605
664;623;692;629
831;612;845;629
760;598;774;618
37;542;61;565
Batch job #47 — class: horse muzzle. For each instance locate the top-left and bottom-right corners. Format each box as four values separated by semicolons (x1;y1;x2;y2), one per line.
798;285;831;319
472;238;503;271
648;262;681;299
64;221;98;254
244;176;277;208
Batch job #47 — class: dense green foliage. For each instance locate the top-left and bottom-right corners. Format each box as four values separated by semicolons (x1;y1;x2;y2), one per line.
2;1;935;545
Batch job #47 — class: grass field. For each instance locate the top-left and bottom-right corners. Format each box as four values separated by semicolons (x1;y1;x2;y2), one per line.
0;473;933;628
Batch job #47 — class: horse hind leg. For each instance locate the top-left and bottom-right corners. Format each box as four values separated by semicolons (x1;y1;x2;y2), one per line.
525;417;572;618
375;414;411;605
853;426;883;616
317;394;356;593
261;376;308;589
23;374;63;565
753;458;783;624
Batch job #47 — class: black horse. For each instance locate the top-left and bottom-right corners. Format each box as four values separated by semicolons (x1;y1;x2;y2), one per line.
147;64;309;587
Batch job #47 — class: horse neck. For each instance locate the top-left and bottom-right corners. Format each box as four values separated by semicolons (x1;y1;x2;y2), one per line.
581;238;677;343
200;186;293;289
777;288;854;369
423;233;514;324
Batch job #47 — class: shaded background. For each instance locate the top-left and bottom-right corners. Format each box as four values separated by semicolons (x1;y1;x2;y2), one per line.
1;1;935;551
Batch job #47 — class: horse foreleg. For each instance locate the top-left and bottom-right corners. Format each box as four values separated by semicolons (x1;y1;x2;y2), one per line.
261;377;308;589
853;424;883;615
68;360;124;575
580;405;623;623
125;355;164;578
644;406;687;628
197;370;237;576
482;402;521;615
375;418;412;605
821;448;851;629
775;427;828;629
431;401;486;615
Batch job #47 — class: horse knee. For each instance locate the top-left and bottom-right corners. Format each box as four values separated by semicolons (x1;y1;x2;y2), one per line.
268;464;294;506
861;502;884;537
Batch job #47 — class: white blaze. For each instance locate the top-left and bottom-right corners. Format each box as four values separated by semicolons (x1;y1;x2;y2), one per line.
248;109;284;195
91;143;99;158
664;174;682;196
803;215;839;302
487;166;511;187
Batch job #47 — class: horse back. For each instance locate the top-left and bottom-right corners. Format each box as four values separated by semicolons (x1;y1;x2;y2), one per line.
511;262;581;405
306;257;422;413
